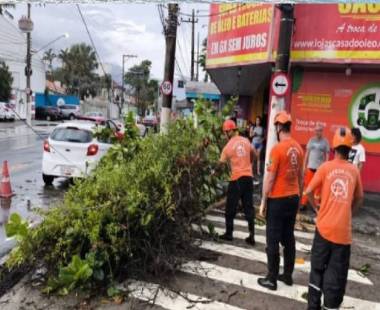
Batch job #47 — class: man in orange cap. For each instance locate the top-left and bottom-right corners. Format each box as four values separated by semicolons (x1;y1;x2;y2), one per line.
219;119;257;246
258;111;304;290
305;127;363;310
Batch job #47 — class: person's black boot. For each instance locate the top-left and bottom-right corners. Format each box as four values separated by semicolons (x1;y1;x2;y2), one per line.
245;235;256;246
245;222;255;246
278;274;293;286
219;233;233;241
257;277;277;290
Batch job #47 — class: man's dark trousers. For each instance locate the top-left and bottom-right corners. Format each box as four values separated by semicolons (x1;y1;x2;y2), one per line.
308;229;350;310
265;195;299;282
225;176;254;237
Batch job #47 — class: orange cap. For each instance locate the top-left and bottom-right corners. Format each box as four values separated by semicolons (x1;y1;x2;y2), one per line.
333;127;353;148
274;111;292;125
223;119;237;132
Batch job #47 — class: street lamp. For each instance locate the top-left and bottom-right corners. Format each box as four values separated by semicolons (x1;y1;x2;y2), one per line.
33;33;69;55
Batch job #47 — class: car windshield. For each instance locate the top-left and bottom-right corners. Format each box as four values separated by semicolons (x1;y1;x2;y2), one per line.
51;127;92;143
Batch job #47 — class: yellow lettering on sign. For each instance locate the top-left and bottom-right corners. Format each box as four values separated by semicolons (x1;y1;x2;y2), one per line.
338;4;351;14
367;4;380;13
339;3;380;14
352;4;367;14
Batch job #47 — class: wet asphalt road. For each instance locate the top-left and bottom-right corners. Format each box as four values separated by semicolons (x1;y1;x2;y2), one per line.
0;121;69;258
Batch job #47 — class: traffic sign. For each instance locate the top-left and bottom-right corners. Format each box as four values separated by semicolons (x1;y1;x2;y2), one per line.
161;80;173;96
271;73;289;97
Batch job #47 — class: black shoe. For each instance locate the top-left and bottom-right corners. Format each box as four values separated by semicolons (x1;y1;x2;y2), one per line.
257;277;277;290
245;236;256;246
219;233;233;241
278;274;293;286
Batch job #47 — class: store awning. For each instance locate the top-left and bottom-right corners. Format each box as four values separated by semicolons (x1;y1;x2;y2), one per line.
207;62;273;96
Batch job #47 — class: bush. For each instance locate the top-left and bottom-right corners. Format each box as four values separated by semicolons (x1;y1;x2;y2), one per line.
6;99;235;295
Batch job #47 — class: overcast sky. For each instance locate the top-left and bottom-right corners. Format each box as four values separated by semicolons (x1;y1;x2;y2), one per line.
8;3;210;83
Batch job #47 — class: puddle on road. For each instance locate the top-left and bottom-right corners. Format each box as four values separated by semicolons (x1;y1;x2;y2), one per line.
0;178;70;243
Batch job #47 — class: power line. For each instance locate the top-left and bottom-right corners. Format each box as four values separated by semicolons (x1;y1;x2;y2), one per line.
163;4;246;18
175;58;185;81
178;23;191;73
76;4;108;77
176;34;189;78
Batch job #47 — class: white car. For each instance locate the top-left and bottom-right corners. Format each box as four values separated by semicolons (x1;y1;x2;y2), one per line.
42;121;112;185
0;102;15;121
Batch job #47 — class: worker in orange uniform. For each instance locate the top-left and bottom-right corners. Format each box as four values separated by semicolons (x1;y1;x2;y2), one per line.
258;111;304;291
305;127;363;310
219;119;257;246
301;124;330;210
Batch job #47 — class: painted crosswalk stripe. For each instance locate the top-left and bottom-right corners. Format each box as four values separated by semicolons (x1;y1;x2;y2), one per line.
182;261;380;310
128;281;245;310
197;240;373;286
198;224;312;253
206;214;315;240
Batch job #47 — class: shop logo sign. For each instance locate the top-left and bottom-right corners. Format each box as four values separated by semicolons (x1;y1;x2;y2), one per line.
349;84;380;143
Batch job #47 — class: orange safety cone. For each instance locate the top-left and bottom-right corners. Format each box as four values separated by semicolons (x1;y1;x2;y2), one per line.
0;161;14;198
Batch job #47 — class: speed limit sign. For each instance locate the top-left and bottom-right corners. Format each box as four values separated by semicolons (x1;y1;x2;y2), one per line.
161;80;173;96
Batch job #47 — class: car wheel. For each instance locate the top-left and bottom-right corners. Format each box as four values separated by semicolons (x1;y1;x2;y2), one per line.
69;114;76;120
42;174;54;186
46;115;51;121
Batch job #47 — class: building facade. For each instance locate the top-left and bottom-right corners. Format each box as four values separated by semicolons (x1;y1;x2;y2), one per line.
206;3;380;192
0;15;46;119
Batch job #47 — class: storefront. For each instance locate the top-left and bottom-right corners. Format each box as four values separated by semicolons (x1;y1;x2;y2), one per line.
206;3;380;192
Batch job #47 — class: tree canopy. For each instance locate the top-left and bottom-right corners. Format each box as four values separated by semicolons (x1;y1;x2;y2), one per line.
0;61;13;102
125;60;158;116
55;43;99;99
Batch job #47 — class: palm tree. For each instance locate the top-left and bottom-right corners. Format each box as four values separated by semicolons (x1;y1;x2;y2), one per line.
199;38;209;82
0;4;15;15
43;49;56;80
57;43;98;98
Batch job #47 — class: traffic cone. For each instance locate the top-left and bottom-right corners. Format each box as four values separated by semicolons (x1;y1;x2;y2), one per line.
0;161;14;198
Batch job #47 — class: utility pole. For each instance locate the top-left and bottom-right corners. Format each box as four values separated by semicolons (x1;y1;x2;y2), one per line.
263;4;295;176
26;3;32;126
121;54;137;116
160;3;178;133
181;9;198;81
196;31;200;82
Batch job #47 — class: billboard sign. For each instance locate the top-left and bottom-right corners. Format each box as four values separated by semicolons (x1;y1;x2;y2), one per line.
291;70;380;154
292;4;380;62
206;3;274;68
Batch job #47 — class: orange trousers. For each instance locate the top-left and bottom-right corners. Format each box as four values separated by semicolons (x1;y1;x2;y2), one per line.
301;168;321;206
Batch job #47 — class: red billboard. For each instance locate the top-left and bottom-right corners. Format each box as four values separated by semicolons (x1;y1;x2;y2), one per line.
292;4;380;62
291;70;380;154
291;70;380;192
206;3;274;68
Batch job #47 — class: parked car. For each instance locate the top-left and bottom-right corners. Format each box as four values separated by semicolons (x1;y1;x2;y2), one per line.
98;119;125;141
136;123;147;137
35;106;63;121
0;102;16;122
42;121;113;185
58;104;81;120
77;111;105;124
142;115;158;127
142;115;159;133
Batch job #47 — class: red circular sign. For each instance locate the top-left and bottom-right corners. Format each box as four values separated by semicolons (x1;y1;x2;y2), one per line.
161;81;172;96
271;73;290;97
